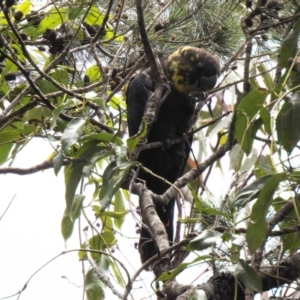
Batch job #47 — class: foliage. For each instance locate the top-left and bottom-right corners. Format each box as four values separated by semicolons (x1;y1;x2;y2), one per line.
1;0;300;299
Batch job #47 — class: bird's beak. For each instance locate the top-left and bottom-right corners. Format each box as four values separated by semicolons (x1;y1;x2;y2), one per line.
199;74;218;91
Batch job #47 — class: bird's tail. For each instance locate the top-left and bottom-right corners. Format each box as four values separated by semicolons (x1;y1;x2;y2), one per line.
139;198;175;268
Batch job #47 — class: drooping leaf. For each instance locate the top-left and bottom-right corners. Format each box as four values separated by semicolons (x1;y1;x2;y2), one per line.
51;99;75;129
229;143;243;172
78;232;117;260
290;171;300;183
235;88;269;154
0;143;13;165
276;100;300;153
67;4;84;20
85;65;102;83
235;259;262;292
36;79;58;94
85;256;109;300
33;8;67;39
246;173;286;253
15;0;32;15
64;141;102;215
61;118;86;151
113;189;126;229
52;148;64;176
84;5;104;25
259;107;271;135
50;69;69;86
157;255;211;282
279;17;300;68
231;175;272;209
257;63;274;91
80;133;123;146
254;155;277;178
61;194;85;241
23;107;52;122
127;118;148;152
185;229;220;251
99;160;135;212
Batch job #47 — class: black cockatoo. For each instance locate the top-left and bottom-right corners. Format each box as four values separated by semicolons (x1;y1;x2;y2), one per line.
126;46;220;265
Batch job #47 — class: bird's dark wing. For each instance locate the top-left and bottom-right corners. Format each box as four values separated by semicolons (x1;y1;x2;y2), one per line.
126;71;153;137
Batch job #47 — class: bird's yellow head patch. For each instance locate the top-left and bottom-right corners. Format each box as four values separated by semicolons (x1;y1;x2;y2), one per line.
164;46;220;94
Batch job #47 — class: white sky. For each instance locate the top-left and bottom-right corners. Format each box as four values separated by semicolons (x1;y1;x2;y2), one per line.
0;139;159;300
0;139;85;300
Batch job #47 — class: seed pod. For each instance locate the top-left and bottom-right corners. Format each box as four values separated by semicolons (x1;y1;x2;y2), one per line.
4;73;16;81
170;35;176;41
111;68;118;79
244;17;253;27
38;46;46;51
103;65;110;74
14;11;23;22
246;0;252;8
114;76;122;84
20;33;27;41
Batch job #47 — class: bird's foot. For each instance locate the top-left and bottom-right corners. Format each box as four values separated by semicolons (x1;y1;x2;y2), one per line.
163;138;173;149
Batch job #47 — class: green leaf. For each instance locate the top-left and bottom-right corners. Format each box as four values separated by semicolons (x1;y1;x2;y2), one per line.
157;255;211;281
99;161;134;212
36;79;58;94
64;141;102;215
254;155;277;178
85;65;102;83
85;256;109;300
185;229;220;251
289;171;300;183
231;175;272;209
0;129;21;165
33;8;67;39
235;88;269;155
276;101;300;153
79;233;116;260
229;144;243;172
246;220;267;255
52;148;63;176
67;4;84;20
246;173;286;253
0;130;21;145
257;63;274;91
50;69;69;86
61;194;85;241
0;143;13;165
101;209;128;219
2;58;18;76
251;173;286;222
235;259;262;292
61;118;86;151
84;5;104;25
113;190;126;229
259;107;271;135
23;107;52;122
114;145;128;166
127;118;148;152
81;133;123;146
15;0;32;15
280;17;300;68
227;233;246;263
51;99;75;128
